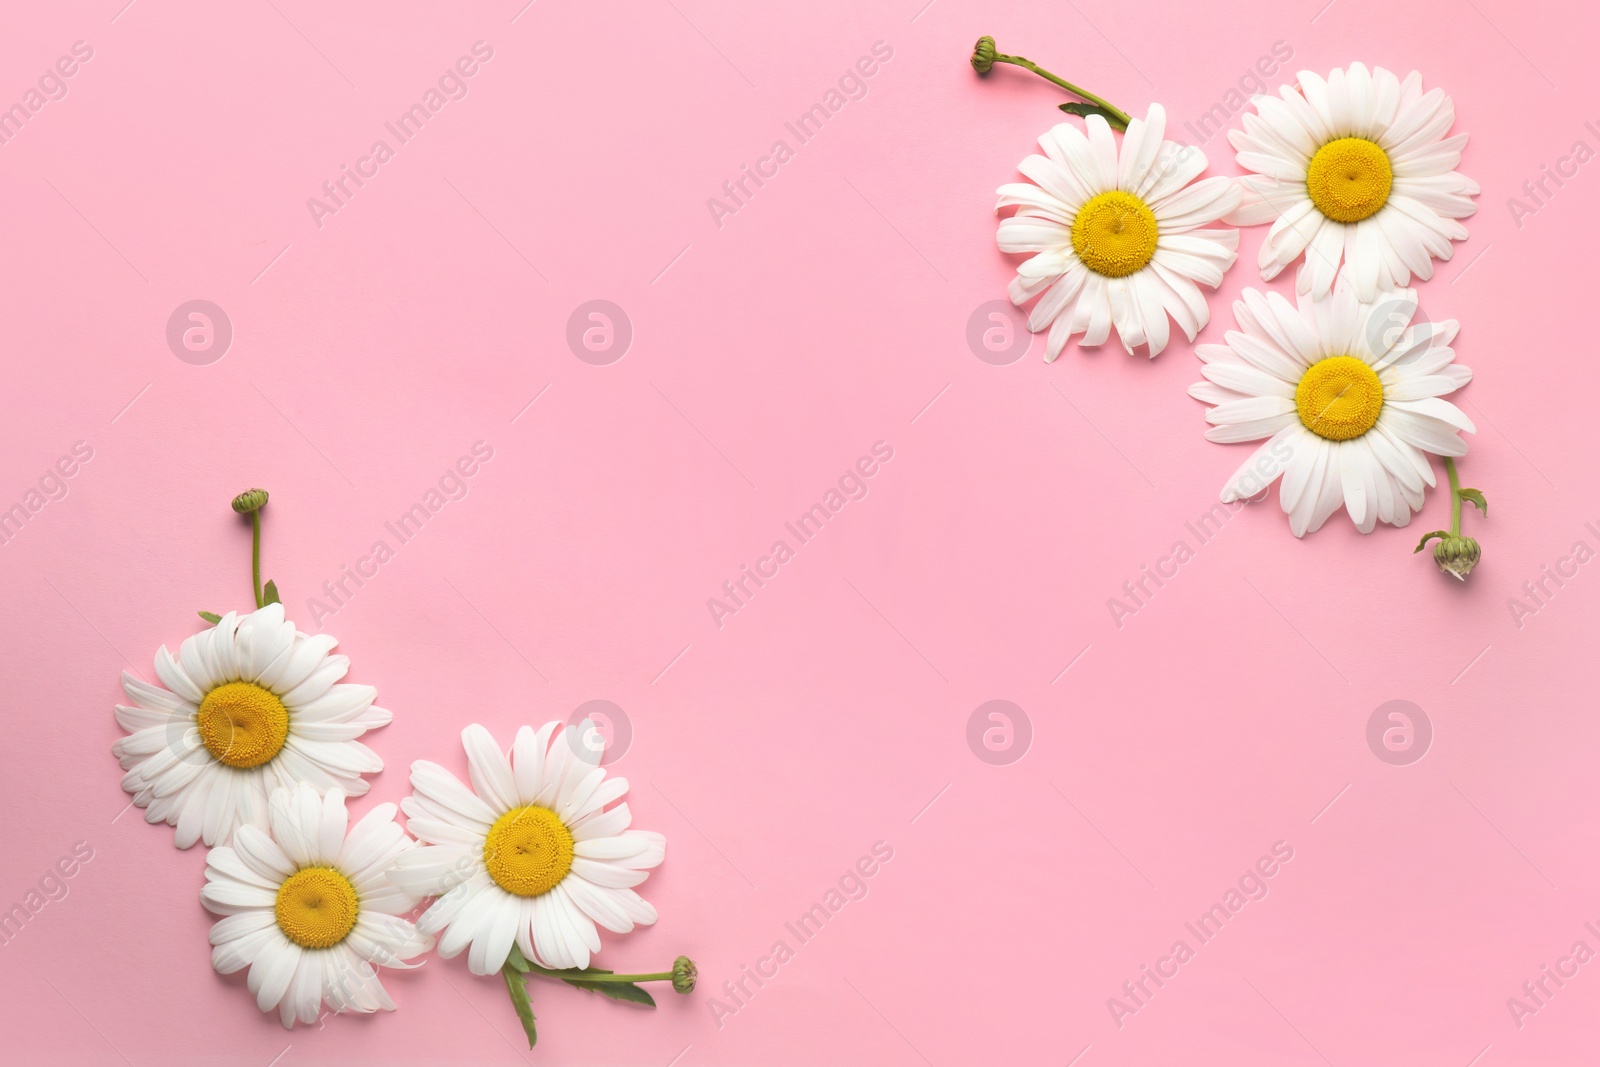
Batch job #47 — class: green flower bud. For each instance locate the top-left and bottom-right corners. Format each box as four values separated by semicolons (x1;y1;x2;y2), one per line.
1433;535;1481;581
971;36;997;75
231;488;270;514
672;956;697;994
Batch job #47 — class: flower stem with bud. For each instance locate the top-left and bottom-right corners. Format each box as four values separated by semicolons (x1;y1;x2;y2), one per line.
969;36;1132;129
203;491;278;622
499;947;696;1048
1414;458;1486;580
519;956;697;992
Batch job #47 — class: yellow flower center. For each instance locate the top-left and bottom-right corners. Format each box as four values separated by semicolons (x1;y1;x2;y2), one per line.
196;681;290;769
1296;356;1384;440
274;867;360;949
1070;190;1159;277
483;805;575;897
1305;137;1392;223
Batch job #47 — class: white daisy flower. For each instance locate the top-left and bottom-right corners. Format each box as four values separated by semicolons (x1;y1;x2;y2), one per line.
201;783;433;1029
1190;279;1474;536
1226;62;1479;301
389;723;665;975
996;103;1242;359
112;603;390;849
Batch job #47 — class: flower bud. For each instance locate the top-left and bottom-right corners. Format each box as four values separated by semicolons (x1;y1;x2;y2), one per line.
1432;535;1481;581
971;37;997;75
672;956;697;994
231;488;270;514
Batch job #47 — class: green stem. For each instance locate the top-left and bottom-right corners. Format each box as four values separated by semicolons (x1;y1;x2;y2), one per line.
251;510;263;609
991;53;1131;127
1445;456;1462;537
522;962;673;984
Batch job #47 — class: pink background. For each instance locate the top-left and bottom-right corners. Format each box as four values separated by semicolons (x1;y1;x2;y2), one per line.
0;0;1593;1063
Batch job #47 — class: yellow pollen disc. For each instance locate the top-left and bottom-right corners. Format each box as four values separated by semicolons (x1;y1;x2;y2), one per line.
196;681;289;769
1296;356;1384;441
274;867;360;949
1305;137;1393;223
1070;190;1159;278
483;806;575;898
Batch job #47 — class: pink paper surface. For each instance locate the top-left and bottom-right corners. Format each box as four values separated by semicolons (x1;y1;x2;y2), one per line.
0;0;1592;1063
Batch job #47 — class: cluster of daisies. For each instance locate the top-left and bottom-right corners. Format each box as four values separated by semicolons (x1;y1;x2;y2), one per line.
112;492;690;1043
976;42;1487;576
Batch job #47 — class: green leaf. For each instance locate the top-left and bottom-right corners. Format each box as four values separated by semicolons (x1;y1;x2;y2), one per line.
1413;530;1448;554
561;977;657;1007
1458;488;1487;516
506;955;657;1008
197;611;222;624
1058;102;1127;129
262;580;281;606
501;965;537;1048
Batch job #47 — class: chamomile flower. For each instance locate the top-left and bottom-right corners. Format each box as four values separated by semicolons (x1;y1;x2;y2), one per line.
112;603;390;849
1190;279;1473;536
996;103;1242;359
201;783;433;1028
1226;62;1478;300
389;723;665;975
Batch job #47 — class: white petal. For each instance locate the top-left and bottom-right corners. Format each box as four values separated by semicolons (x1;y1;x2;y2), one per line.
1285;438;1332;537
461;725;519;813
410;761;498;825
1117;104;1166;193
1220;426;1298;503
248;937;302;1013
467;894;521;976
1340;440;1371;529
154;646;205;704
1084;114;1120;192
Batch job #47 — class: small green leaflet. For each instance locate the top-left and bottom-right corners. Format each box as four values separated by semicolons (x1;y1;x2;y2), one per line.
1413;531;1449;553
1058;101;1127;130
501;965;538;1048
561;970;657;1008
1458;488;1487;516
198;611;222;624
504;950;658;1008
262;580;281;606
